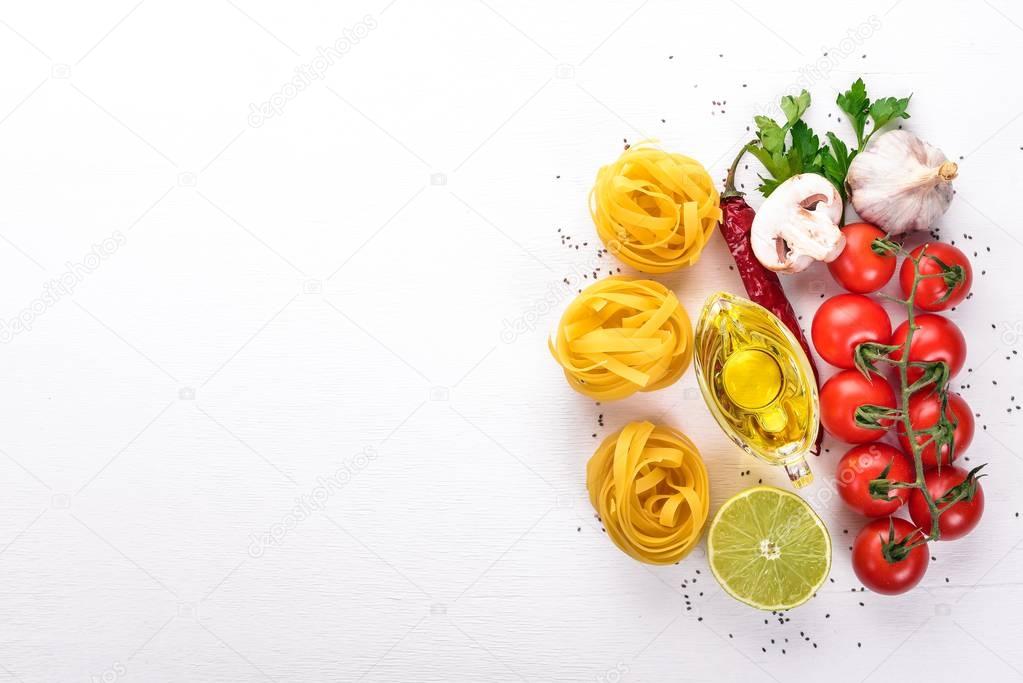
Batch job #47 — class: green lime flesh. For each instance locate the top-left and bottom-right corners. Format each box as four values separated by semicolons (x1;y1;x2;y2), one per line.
708;486;831;611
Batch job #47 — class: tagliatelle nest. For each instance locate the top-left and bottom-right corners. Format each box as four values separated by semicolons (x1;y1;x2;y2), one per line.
587;421;710;565
591;144;721;273
548;277;693;401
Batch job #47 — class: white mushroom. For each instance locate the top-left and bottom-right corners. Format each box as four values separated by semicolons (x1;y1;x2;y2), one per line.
751;173;846;274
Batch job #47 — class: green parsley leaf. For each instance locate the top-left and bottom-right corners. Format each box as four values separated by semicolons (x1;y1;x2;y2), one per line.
868;95;912;133
780;90;811;126
821;132;853;204
754;115;786;156
747;91;824;196
836;78;870;146
789;120;823;172
757;176;784;197
746;144;792;194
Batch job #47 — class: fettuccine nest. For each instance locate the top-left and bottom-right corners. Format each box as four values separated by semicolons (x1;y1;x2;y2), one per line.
587;421;710;564
549;277;693;401
591;144;721;273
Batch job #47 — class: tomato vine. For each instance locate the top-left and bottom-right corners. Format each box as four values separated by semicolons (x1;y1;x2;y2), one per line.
851;242;986;557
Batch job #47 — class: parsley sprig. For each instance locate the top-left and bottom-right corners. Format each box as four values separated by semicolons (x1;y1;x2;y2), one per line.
745;78;912;205
836;78;912;149
746;91;821;197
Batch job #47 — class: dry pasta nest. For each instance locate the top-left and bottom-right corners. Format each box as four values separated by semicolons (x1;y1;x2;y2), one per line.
587;421;710;564
549;276;693;401
591;144;721;273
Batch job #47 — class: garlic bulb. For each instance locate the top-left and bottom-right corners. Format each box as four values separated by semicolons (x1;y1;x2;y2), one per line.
846;130;957;235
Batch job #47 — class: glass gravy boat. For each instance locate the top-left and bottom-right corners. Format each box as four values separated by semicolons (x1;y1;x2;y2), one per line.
693;292;819;488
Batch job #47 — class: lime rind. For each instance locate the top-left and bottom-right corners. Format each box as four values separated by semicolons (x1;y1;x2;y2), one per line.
707;486;831;611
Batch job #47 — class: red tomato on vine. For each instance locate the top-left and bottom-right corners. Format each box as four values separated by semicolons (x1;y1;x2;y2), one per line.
820;370;896;444
829;223;897;293
897;391;974;468
852;518;929;595
891;314;967;383
836;443;914;517
908;466;985;540
900;243;972;312
811;294;892;369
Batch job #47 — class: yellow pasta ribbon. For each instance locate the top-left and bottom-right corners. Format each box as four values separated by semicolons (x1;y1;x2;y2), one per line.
587;421;710;565
549;276;692;400
590;143;721;273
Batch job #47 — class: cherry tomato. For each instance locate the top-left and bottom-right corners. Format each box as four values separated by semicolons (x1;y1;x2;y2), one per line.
820;370;896;444
897;392;974;468
908;466;984;540
828;223;896;293
836;443;914;517
852;518;929;595
890;314;967;384
812;294;892;369
900;243;973;312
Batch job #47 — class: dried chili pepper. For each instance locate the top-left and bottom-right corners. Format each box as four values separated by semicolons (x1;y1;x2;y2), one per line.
720;143;823;454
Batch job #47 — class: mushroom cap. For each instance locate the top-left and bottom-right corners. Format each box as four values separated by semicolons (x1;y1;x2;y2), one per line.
751;174;845;274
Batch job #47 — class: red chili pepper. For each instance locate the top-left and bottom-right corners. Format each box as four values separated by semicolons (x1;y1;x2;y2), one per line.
720;148;823;454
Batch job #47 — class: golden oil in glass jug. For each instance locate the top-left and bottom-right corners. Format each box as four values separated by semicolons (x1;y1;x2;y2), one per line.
693;292;818;487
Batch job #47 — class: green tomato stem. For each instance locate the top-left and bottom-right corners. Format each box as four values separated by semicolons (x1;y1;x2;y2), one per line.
861;244;957;558
896;247;944;544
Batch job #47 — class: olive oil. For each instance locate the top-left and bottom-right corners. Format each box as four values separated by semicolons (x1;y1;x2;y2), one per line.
694;292;819;487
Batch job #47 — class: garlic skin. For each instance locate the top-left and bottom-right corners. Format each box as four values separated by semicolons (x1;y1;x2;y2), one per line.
846;130;957;235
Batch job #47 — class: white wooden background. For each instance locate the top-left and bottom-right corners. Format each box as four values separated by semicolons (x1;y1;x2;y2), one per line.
1;1;1022;681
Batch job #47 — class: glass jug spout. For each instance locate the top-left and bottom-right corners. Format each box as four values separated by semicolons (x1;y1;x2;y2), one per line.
784;457;814;488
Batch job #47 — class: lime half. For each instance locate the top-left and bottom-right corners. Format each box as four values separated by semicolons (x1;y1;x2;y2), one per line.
708;486;831;610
